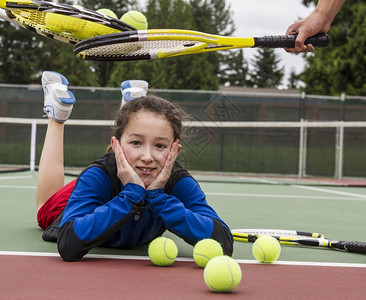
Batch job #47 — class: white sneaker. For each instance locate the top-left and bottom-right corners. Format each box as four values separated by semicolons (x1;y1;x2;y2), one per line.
121;80;148;107
42;71;76;122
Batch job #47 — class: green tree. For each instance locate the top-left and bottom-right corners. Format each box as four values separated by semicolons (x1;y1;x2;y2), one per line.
190;0;234;35
301;0;366;95
249;48;284;88
0;19;98;85
190;0;235;88
219;50;249;86
108;0;218;90
287;68;301;89
0;21;40;84
40;41;100;86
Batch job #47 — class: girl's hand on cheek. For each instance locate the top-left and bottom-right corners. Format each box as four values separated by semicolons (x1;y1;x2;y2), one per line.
112;137;145;188
147;139;181;190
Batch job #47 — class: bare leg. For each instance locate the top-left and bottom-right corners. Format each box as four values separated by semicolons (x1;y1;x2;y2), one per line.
36;71;75;211
36;119;65;210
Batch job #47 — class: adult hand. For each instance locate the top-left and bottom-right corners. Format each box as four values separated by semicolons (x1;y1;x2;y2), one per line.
285;12;328;53
284;0;344;53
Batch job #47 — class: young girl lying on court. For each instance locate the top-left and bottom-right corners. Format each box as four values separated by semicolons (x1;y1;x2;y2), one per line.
36;71;233;261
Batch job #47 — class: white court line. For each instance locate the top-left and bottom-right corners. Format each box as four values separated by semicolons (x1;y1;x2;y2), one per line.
2;185;365;199
0;175;33;180
1;251;365;268
235;259;366;268
206;192;366;201
0;185;36;189
292;185;366;199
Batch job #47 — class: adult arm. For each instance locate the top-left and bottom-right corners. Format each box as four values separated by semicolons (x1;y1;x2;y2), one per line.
285;0;345;52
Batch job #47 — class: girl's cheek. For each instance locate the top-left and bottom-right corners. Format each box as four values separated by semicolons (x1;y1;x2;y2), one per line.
122;148;133;163
157;150;169;160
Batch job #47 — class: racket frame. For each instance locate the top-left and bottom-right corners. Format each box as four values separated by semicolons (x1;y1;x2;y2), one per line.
232;229;326;246
73;29;328;61
231;229;366;254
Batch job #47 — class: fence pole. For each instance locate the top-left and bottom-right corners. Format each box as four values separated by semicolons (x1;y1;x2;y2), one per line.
335;93;346;179
298;92;306;177
30;119;37;174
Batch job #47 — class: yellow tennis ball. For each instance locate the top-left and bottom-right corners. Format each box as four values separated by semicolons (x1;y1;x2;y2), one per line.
148;237;178;266
121;10;148;30
96;8;117;19
204;256;242;293
252;235;281;263
193;239;223;268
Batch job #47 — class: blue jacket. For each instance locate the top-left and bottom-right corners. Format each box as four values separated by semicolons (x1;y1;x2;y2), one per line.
57;152;233;261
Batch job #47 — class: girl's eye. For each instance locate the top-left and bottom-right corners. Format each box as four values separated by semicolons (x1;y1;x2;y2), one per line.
130;141;141;145
156;144;167;149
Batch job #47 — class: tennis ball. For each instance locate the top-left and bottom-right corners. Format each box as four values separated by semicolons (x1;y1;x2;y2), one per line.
193;239;223;268
204;256;242;293
252;235;281;263
121;10;148;30
148;237;178;266
96;8;117;19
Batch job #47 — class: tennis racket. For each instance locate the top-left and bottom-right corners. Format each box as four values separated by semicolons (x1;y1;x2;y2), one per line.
0;0;135;44
232;229;366;254
73;29;328;61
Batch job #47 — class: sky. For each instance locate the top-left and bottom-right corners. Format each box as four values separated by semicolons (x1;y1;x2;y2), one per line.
227;0;315;85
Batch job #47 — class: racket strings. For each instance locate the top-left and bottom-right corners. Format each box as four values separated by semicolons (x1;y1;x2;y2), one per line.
78;40;208;58
147;32;216;40
10;8;45;27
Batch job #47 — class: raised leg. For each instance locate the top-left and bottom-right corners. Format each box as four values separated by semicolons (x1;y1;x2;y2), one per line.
36;71;75;210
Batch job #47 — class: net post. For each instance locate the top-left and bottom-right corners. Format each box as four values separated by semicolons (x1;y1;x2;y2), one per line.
335;93;346;179
298;92;306;177
30;119;37;175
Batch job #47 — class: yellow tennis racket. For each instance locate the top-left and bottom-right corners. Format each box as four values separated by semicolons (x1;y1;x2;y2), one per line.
0;0;135;44
73;29;328;61
232;229;366;254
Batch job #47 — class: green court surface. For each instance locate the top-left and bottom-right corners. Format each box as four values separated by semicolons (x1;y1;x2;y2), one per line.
1;172;366;265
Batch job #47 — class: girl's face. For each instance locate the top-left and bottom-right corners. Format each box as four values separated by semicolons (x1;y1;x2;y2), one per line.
120;110;175;186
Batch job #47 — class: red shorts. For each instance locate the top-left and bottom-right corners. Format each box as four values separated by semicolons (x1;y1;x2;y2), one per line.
37;179;77;230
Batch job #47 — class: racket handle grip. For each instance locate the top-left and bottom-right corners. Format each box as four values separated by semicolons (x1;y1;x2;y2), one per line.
254;33;329;48
336;241;366;254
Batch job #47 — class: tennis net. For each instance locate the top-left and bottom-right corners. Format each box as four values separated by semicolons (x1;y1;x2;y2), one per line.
1;117;366;186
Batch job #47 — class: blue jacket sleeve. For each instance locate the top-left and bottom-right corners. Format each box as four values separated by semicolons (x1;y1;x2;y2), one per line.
146;176;233;255
57;167;146;261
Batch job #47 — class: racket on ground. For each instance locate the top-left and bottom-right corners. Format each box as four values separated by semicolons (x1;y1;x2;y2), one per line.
73;29;328;61
232;229;366;254
0;0;135;44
